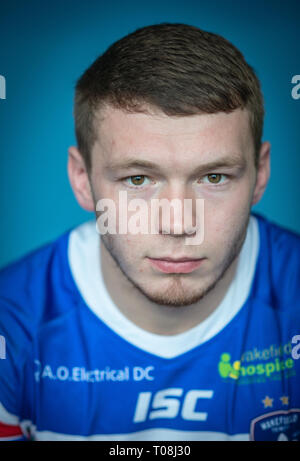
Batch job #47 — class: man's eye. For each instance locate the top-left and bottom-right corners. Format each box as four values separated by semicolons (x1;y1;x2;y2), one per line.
201;173;227;185
124;175;150;187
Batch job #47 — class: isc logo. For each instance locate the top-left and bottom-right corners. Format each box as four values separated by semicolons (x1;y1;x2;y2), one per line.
133;388;213;423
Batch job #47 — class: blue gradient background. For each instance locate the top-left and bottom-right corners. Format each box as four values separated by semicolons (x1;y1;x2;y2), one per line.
0;0;299;268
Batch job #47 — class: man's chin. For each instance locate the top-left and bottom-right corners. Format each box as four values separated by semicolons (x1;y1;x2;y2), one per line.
142;293;206;307
132;276;217;308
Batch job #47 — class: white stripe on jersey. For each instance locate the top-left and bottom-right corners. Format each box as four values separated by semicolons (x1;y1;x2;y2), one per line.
0;402;35;441
0;402;19;425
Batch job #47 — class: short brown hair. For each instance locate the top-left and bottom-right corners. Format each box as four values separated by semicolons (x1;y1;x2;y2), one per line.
74;23;264;171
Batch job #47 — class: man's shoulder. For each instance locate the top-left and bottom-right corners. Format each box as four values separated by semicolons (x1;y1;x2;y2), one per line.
0;223;84;328
253;211;300;265
253;211;300;247
0;228;68;288
252;211;300;310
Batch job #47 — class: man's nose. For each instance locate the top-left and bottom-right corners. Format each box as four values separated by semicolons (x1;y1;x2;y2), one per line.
153;183;198;236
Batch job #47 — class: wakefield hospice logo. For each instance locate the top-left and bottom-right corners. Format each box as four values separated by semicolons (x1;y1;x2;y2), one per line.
218;342;296;385
95;192;205;245
0;74;6;100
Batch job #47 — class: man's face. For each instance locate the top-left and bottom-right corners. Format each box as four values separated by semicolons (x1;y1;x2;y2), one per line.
87;106;263;307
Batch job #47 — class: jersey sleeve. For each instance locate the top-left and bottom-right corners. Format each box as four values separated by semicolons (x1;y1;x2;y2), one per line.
0;229;74;441
0;296;34;441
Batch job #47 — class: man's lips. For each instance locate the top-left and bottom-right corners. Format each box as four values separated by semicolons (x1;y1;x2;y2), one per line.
147;257;205;274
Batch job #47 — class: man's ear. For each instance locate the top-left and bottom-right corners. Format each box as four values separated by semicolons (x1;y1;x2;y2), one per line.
67;146;95;211
251;141;271;206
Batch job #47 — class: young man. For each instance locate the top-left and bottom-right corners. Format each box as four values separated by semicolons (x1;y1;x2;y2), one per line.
0;23;299;442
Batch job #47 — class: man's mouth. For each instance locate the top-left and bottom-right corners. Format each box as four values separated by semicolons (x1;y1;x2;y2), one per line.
147;257;205;274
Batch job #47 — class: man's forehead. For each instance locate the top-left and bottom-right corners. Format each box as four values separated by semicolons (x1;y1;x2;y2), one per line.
96;104;250;132
92;105;253;167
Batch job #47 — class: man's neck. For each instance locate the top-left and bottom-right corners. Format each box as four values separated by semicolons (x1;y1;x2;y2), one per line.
100;240;240;336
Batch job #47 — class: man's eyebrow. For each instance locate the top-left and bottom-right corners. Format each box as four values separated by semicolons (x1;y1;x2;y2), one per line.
191;156;247;175
105;155;247;173
105;158;162;172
